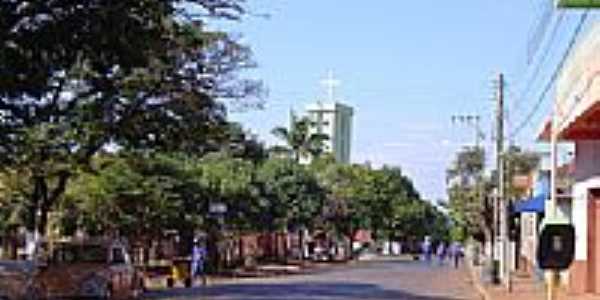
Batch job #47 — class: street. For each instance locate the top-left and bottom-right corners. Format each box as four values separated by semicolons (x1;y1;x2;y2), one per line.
145;259;479;300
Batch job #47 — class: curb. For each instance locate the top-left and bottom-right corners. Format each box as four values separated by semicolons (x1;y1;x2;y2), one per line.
468;263;492;300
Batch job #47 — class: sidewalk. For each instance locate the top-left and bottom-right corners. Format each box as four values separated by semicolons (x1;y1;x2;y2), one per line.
469;264;600;300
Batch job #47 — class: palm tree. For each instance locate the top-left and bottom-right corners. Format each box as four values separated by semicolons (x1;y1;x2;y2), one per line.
270;115;328;261
270;115;329;163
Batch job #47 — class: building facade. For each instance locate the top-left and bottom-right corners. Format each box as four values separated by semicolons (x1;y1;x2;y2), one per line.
536;23;600;295
304;102;354;164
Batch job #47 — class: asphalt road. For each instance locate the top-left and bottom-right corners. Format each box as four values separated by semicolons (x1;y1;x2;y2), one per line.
144;259;480;300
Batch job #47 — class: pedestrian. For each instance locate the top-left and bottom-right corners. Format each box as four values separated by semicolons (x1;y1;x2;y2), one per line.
191;238;207;286
422;237;432;263
450;242;462;269
437;242;446;265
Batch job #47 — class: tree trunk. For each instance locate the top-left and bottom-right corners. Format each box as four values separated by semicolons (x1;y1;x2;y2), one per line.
388;231;394;256
28;173;70;248
274;232;280;262
298;229;304;262
0;231;16;260
23;177;44;260
348;227;355;260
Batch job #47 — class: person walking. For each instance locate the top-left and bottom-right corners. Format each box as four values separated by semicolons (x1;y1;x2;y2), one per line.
191;238;207;286
436;242;446;266
450;242;462;269
422;237;432;264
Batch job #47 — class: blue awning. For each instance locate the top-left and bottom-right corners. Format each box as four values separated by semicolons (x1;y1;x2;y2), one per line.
514;193;547;213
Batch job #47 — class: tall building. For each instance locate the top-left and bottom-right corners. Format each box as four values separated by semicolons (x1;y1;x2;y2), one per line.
305;102;353;164
303;72;354;164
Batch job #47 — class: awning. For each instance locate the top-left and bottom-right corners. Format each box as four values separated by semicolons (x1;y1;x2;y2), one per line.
514;193;547;213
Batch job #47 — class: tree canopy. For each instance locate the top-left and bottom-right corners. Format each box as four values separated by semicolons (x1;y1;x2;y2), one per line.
446;145;540;242
271;115;329;162
0;1;448;264
446;146;490;242
0;0;260;236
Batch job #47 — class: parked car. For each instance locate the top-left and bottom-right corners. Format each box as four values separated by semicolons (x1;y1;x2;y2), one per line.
0;260;43;300
36;239;144;300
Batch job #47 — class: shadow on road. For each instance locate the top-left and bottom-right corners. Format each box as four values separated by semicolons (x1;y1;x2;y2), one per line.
144;282;472;300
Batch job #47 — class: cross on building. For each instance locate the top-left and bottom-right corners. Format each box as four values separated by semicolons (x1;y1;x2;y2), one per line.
320;70;341;102
298;70;353;165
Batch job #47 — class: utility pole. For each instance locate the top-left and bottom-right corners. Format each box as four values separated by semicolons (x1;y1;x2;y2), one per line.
547;85;560;300
495;73;511;291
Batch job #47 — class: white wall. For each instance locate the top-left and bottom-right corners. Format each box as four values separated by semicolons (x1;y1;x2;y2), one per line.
573;181;589;261
520;212;539;264
305;102;353;164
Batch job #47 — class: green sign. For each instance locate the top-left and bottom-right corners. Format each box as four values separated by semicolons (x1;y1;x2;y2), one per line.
557;0;600;8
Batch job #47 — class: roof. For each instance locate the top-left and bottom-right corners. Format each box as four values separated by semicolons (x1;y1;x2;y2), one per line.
537;117;552;142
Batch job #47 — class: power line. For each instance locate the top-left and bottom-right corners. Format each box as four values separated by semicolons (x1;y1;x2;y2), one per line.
451;114;485;147
511;11;565;117
509;11;590;140
527;0;558;65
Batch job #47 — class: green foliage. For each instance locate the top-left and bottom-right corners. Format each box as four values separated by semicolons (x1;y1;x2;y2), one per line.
0;0;259;235
450;225;467;243
0;170;29;232
446;147;485;186
224;123;267;163
446;145;540;243
61;153;198;238
271;116;329;162
12;145;448;249
446;146;493;242
192;151;257;231
504;145;541;199
313;160;446;243
255;158;325;231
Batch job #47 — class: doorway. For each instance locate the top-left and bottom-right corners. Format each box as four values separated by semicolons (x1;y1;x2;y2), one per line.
587;189;600;293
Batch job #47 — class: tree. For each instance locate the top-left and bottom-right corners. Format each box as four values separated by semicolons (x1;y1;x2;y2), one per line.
446;147;485;187
446;146;493;244
504;146;540;200
61;153;204;241
0;0;261;241
369;167;421;240
224;122;267;164
317;163;368;255
0;170;30;258
271;115;329;163
192;151;256;231
315;161;438;258
256;159;325;230
255;158;325;260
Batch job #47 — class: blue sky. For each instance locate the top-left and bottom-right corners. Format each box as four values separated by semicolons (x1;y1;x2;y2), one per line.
220;1;595;201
